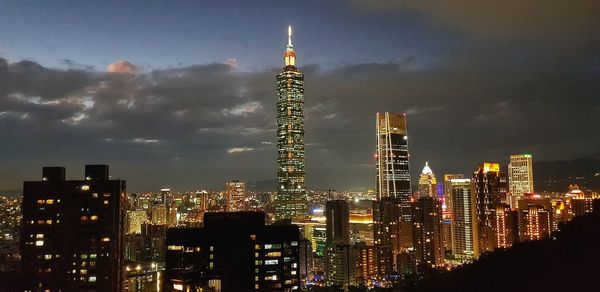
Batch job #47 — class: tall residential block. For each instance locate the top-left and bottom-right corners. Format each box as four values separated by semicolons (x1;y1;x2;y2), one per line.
412;197;444;270
275;26;307;220
473;163;508;253
325;200;355;288
20;165;125;291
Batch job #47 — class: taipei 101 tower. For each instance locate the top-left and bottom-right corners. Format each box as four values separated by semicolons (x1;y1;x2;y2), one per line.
275;26;308;220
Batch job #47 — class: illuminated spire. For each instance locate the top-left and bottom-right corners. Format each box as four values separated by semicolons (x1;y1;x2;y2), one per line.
422;161;433;175
284;25;296;67
288;25;293;49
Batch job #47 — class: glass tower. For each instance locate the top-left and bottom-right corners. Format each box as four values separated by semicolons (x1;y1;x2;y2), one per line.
275;26;307;220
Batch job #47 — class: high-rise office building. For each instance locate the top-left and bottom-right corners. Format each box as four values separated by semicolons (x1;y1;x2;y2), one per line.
443;174;464;218
275;26;307;220
508;154;534;208
375;112;411;203
473;163;508;253
325;200;355;288
450;179;479;262
20;165;125;291
412;197;444;270
225;180;246;212
126;210;148;234
418;162;437;198
159;188;171;205
518;194;553;242
326;200;350;246
151;204;167;225
374;112;412;274
164;212;300;291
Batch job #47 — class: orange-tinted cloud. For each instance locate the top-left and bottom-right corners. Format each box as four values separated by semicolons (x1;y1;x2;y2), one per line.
107;60;138;74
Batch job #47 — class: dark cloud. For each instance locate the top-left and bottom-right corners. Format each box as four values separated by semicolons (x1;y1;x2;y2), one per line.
353;0;600;41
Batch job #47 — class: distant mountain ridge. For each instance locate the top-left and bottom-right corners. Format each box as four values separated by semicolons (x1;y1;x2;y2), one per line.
534;158;600;192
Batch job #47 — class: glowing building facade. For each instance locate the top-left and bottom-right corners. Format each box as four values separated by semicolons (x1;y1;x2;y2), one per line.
450;179;479;262
418;162;437;198
225;180;246;212
275;26;307;220
374;112;412;268
412;197;444;270
20;165;126;291
508;154;534;208
473;163;508;253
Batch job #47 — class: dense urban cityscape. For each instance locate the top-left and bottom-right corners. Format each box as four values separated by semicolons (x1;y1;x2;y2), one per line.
1;1;599;292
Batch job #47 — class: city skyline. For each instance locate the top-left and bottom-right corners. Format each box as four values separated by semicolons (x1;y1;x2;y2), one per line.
1;1;599;193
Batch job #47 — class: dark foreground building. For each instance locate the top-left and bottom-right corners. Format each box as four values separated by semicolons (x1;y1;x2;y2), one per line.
20;165;126;291
164;212;300;292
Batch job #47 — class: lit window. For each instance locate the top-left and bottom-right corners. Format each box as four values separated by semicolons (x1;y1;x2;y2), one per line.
46;199;54;205
173;284;183;291
90;215;98;221
103;200;109;205
35;240;44;246
101;237;110;242
265;259;278;265
37;199;45;204
89;276;96;283
266;251;281;257
36;234;44;239
81;185;90;191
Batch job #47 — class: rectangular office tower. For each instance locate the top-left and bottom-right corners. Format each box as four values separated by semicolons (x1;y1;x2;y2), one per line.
164;212;301;292
225;180;246;212
374;112;412;269
325;200;355;288
20;165;126;291
508;154;534;208
450;179;479;262
275;26;307;220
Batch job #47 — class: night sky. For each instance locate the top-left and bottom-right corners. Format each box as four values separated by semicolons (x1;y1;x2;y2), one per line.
1;0;599;192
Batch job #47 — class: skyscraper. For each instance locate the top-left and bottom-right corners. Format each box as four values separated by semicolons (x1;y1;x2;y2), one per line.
418;162;437;198
225;180;246;212
20;165;126;291
443;174;464;217
412;196;444;270
275;26;307;220
508;154;534;208
374;112;412;268
326;200;350;246
450;179;479;262
375;112;411;202
473;163;508;253
325;200;355;288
